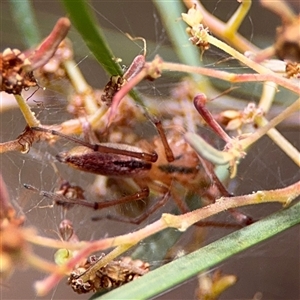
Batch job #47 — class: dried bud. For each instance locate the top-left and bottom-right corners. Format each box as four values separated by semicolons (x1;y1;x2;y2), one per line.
275;16;300;62
285;61;300;78
0;48;37;94
68;255;150;294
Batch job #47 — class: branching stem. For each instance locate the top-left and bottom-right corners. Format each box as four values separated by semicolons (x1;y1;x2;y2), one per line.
35;180;300;295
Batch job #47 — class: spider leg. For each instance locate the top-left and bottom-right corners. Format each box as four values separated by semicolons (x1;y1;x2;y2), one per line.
24;183;149;211
31;126;158;162
93;191;170;225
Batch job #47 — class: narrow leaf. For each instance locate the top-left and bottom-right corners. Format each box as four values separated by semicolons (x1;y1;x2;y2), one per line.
61;0;122;76
9;0;41;47
93;201;300;299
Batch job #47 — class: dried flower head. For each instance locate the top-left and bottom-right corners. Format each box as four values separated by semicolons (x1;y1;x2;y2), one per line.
285;61;300;78
275;15;300;62
101;75;125;106
0;17;70;95
219;103;263;132
181;4;203;27
0;48;37;94
182;5;210;54
68;255;150;294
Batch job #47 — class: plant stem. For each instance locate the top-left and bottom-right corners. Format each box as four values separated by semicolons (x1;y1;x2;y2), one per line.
163;180;300;231
161;61;300;94
26;233;86;251
185;132;233;165
207;35;273;75
63;60;98;114
258;81;278;113
80;244;133;282
26;252;58;274
35;181;300;295
255;115;300;166
14;95;40;127
241;97;300;152
60;105;108;135
100;198;300;300
224;0;251;39
183;0;260;53
153;0;204;81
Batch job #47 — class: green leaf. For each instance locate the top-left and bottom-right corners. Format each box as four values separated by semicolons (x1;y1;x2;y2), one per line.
92;201;300;299
61;0;123;76
153;0;201;68
61;0;146;106
9;0;42;47
153;0;208;85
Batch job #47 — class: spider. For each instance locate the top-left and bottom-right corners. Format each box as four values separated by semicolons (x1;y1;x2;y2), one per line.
29;124;224;225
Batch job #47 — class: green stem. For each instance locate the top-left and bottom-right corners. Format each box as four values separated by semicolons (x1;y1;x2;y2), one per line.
241;97;300;151
183;0;260;53
14;95;40;127
258;81;277;113
153;0;204;83
255;115;300;166
207;35;273;75
35;181;300;296
63;60;98;114
224;0;252;39
163;180;300;231
97;197;300;300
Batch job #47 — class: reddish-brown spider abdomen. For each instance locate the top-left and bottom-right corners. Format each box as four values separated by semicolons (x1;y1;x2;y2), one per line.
56;146;152;177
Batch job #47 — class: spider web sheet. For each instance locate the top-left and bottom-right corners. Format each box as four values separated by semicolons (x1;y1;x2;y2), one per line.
1;1;300;300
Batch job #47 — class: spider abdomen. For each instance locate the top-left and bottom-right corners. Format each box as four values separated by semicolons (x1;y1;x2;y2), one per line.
56;146;152;177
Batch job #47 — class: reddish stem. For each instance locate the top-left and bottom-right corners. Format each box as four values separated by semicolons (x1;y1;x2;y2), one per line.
194;94;232;143
30;18;71;70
